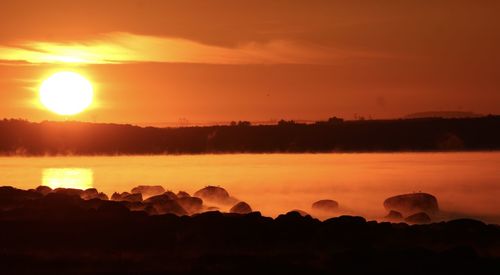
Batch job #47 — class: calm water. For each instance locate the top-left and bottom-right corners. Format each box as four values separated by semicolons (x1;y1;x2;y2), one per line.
1;153;499;223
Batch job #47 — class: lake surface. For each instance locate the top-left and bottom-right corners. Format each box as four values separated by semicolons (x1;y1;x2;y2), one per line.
1;152;499;223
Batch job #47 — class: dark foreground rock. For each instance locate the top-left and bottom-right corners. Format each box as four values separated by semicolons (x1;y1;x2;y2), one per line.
0;186;499;274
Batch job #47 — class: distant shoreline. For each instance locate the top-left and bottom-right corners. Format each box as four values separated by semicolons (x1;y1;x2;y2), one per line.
1;116;499;155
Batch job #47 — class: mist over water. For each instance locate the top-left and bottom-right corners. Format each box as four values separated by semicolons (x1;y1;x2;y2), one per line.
1;152;499;223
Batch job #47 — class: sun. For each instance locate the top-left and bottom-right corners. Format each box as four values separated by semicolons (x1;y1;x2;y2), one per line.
39;71;94;115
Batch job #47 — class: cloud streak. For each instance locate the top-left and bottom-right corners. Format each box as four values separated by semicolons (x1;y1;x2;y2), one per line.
0;32;385;65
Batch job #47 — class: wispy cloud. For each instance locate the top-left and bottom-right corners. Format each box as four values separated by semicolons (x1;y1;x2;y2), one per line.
0;32;385;65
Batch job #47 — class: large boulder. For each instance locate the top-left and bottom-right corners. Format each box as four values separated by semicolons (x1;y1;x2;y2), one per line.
144;194;187;216
229;201;252;214
131;185;165;198
35;185;52;196
81;188;99;200
176;197;203;214
405;212;432;224
384;193;439;216
194;186;236;204
311;199;339;212
144;194;175;204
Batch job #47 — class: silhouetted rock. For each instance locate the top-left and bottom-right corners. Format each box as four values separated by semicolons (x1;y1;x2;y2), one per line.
97;192;109;200
384;192;439;216
311;199;339;212
35;185;52;196
81;188;99;200
0;185;499;274
405;212;432;224
194;186;236;204
230;201;252;214
53;188;84;197
162;191;178;200
131;185;165;198
385;210;403;221
176;197;203;214
0;186;41;209
204;206;220;212
112;192;142;202
150;200;186;216
144;193;174;204
177;191;191;198
288;209;310;217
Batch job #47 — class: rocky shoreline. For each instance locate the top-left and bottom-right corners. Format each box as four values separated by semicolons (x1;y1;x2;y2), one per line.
1;185;500;274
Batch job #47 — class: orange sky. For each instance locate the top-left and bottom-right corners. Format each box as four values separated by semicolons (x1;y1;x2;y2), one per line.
1;0;499;125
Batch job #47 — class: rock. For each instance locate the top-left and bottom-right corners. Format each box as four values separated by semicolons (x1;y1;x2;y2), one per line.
163;191;178;200
81;188;99;200
35;186;52;196
177;191;191;198
111;192;123;201
384;193;439;216
143;194;187;216
144;194;173;204
53;188;84;197
405;212;432;224
205;206;220;212
289;209;310;217
131;185;165;198
311;199;339;212
149;200;186;216
230;201;252;214
97;192;109;200
0;186;42;209
385;210;403;221
111;192;142;202
194;186;236;204
176;197;203;214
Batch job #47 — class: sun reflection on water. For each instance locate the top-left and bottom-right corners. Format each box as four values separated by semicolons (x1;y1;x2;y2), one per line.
42;168;93;190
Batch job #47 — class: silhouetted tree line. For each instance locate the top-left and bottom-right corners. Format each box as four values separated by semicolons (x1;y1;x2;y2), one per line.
0;116;499;155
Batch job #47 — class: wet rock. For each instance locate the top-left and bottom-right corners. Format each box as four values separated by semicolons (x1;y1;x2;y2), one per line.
131;185;165;198
385;210;403;221
384;193;439;216
230;201;252;214
194;186;236;204
35;186;52;196
311;199;339;212
405;212;432;224
176;197;203;214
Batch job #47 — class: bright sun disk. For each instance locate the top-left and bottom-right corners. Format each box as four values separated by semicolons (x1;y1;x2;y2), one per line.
39;71;93;115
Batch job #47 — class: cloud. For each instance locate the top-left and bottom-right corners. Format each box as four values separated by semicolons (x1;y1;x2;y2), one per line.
0;32;384;65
